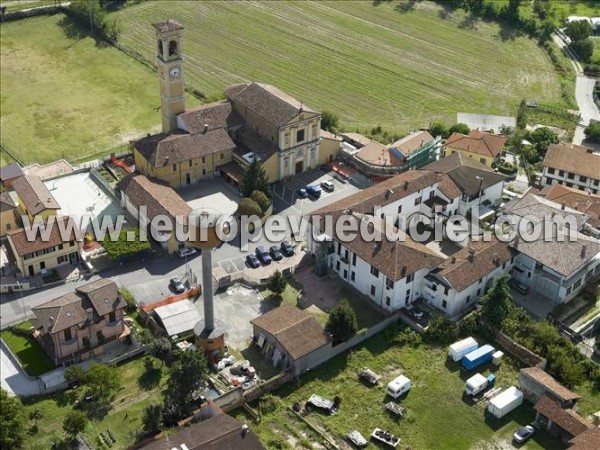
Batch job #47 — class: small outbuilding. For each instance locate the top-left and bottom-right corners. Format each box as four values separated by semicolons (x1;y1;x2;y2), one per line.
154;300;201;339
519;367;580;408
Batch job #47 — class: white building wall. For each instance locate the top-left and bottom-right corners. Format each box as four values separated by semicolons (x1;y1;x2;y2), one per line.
541;167;600;195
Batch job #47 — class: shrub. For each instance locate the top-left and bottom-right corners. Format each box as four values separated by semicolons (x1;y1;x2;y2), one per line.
250;190;271;214
448;123;470;136
325;300;358;345
64;365;86;385
584;122;600;143
321;110;340;132
237;197;262;217
258;394;282;415
423;316;455;344
572;39;594;63
267;270;287;300
121;288;136;312
429;121;448;139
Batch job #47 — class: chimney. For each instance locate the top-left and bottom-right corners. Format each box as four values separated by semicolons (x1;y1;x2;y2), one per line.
401;265;407;277
561;203;565;210
86;308;93;323
203;124;209;134
404;180;409;190
451;256;456;264
468;248;475;262
581;244;587;259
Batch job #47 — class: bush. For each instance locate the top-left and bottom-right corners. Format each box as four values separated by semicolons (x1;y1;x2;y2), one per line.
448;123;470;136
325;300;358;345
572;39;594;64
237;197;262;217
121;288;136;312
584;122;600;143
429;121;448;139
64;365;86;385
423;316;455;344
250;190;271;214
321;110;340;133
458;313;479;337
258;394;282;415
267;270;287;300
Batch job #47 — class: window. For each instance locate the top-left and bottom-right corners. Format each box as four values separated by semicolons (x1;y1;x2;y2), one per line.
202;168;206;176
397;205;402;214
220;153;225;160
168;40;178;56
574;278;582;289
109;311;116;323
343;269;348;279
296;129;305;142
467;295;471;303
352;253;357;266
558;170;565;177
406;273;414;283
386;297;391;307
444;286;449;295
502;262;506;269
370;285;376;296
57;255;68;264
548;168;555;175
58;244;63;250
580;176;587;183
371;266;379;277
337;242;341;255
414;197;422;205
351;272;355;282
202;156;206;164
336;261;340;271
188;160;192;168
64;328;72;341
566;285;573;295
172;164;177;172
479;158;486;165
442;300;447;309
478;278;483;284
477;288;481;296
6;223;10;230
386;278;394;289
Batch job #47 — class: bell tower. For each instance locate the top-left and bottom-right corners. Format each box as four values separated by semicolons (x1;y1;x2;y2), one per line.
152;19;185;133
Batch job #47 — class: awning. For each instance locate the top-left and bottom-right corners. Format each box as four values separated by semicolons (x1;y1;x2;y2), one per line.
219;161;244;183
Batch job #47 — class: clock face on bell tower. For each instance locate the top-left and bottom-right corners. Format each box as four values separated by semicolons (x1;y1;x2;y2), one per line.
153;19;185;133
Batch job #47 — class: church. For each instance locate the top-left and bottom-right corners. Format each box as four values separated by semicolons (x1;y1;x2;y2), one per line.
132;19;340;188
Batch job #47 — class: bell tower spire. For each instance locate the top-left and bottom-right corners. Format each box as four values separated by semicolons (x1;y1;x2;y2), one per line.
152;19;185;133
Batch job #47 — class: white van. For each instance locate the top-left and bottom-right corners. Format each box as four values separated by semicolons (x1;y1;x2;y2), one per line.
386;375;411;398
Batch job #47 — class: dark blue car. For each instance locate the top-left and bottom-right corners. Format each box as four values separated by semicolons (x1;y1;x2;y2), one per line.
307;185;322;198
255;246;272;265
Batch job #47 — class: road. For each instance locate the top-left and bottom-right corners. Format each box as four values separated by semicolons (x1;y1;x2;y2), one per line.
553;33;600;145
0;169;365;328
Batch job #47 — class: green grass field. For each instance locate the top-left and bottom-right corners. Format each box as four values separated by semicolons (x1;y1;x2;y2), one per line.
233;327;597;449
114;0;561;135
0;14;199;165
22;354;167;450
0;321;55;376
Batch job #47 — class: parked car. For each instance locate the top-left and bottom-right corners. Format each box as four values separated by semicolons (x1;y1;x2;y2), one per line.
246;254;260;268
409;310;424;320
333;173;348;184
296;188;308;199
321;180;335;192
269;245;283;261
169;277;186;294
255;246;272;265
306;185;322;198
280;241;295;257
177;247;197;258
513;425;535;444
509;278;529;295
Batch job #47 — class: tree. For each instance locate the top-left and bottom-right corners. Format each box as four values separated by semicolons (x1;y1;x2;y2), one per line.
142;404;163;436
121;288;137;312
516;99;527;129
424;316;455;344
572;39;594;63
0;388;27;449
325;300;358;345
240;159;270;198
29;409;43;426
64;365;86;385
150;337;173;367
480;275;513;329
250;190;271;214
162;350;208;424
321;110;340;133
62;410;87;440
237;197;262;218
267;270;287;300
84;363;122;405
564;20;592;43
448;123;470;136
429;121;448;139
584;122;600;143
528;127;558;155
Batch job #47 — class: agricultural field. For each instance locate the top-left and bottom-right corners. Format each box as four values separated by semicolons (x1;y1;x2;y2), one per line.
233;326;598;449
114;0;562;135
0;14;199;165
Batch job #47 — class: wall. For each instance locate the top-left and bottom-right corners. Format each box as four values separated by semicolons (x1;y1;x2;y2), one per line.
541;167;600;195
0;208;17;237
8;237;81;277
319;135;341;166
447;147;496;167
482;321;546;369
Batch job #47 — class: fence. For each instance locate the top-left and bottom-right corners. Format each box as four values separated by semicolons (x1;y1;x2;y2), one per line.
481;320;546;369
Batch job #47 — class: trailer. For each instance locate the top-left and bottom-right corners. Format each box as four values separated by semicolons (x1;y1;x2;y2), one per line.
465;373;496;396
386;375;411;398
462;344;495;371
487;386;523;418
448;337;479;362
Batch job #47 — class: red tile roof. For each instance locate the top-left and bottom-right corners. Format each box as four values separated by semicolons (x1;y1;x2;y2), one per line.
445;130;506;158
11;175;60;215
569;428;600;450
543;143;600;180
535;395;592;437
7;216;80;256
520;367;581;402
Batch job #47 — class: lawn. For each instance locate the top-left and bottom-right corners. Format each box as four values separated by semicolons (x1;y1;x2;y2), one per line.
0;321;55;376
232;326;596;449
114;0;562;135
22;354;167;450
0;14;199;165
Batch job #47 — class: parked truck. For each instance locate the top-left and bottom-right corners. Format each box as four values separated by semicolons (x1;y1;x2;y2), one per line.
464;373;496;396
448;337;479;362
462;344;495;371
487;386;523;418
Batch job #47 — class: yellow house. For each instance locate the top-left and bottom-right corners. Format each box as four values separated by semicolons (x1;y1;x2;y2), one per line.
319;130;342;166
10;175;60;223
117;173;191;254
0;192;18;237
7;216;81;277
444;130;507;167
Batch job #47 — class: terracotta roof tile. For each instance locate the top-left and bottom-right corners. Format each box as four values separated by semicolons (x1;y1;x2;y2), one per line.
445;130;506;158
389;130;435;156
569;428;600;450
11;175;60;215
0;191;17;212
432;237;515;292
7;216;80;256
178;101;243;134
543;143;600;180
0;163;24;181
540;184;600;229
251;305;330;360
520;367;580;402
133;128;235;168
152;19;184;33
534;395;592;437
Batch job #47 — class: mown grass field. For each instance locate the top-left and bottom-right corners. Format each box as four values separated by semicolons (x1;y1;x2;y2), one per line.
0;14;199;165
0;321;55;376
115;0;561;135
233;327;598;449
